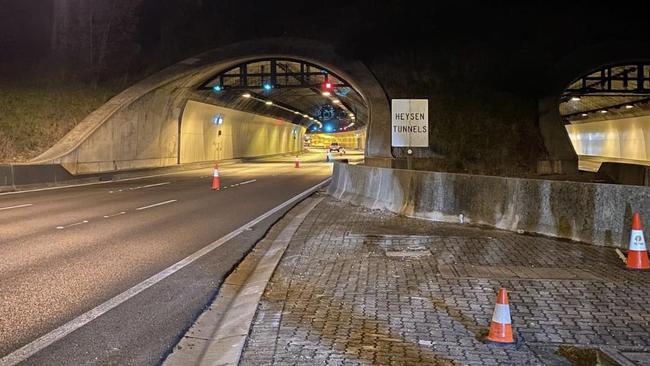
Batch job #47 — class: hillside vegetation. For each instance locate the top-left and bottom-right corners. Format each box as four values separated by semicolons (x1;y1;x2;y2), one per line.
0;81;123;162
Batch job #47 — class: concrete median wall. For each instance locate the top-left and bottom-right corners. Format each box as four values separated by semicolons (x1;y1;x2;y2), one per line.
328;163;650;248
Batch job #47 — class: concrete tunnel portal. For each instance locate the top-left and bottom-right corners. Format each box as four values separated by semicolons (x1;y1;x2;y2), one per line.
30;39;390;174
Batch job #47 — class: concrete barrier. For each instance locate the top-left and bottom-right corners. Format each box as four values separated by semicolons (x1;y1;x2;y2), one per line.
328;163;650;248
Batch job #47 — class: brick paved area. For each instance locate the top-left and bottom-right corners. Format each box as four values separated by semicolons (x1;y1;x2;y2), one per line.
240;195;650;365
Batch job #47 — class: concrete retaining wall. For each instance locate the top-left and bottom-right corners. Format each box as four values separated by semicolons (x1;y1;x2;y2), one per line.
328;163;650;248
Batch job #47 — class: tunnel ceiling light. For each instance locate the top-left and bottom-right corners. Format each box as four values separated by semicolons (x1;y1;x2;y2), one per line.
599;110;608;114
265;100;273;105
303;114;309;118
332;99;340;104
349;113;354;117
581;113;588;117
263;83;273;91
213;85;223;92
625;104;634;109
242;93;251;98
570;96;581;101
322;91;331;96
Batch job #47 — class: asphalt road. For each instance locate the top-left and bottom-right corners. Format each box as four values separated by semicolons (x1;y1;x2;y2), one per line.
0;158;332;365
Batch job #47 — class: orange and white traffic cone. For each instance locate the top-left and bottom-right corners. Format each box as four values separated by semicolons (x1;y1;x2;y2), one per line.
294;156;300;168
484;288;515;345
626;212;649;270
211;164;221;190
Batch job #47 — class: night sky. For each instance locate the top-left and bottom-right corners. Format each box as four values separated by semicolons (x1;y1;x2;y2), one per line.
1;0;650;95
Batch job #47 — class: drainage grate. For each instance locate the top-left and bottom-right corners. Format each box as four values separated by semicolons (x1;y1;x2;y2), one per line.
438;264;602;281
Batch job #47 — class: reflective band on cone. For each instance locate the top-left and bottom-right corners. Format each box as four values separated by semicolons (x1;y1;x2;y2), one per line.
627;212;649;270
485;288;515;344
295;157;300;168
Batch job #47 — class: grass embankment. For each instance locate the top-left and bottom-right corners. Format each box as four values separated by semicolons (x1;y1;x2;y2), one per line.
0;82;123;162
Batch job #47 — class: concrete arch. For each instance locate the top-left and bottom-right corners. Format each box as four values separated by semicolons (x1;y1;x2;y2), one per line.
32;38;391;174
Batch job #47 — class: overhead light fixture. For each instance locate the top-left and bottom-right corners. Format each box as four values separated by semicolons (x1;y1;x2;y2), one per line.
350;115;356;120
332;99;340;104
625;104;634;109
349;113;354;117
581;113;588;117
263;83;273;91
599;110;608;114
242;93;251;98
265;100;273;105
570;96;581;101
322;91;331;97
303;114;309;118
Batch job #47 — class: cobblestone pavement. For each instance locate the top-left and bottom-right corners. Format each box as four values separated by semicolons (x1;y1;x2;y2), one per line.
240;195;650;365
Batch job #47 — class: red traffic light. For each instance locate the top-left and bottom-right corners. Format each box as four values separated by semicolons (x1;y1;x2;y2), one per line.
323;81;332;90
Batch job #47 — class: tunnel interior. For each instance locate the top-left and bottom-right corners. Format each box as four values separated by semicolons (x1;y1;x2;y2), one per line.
558;62;650;171
188;58;369;158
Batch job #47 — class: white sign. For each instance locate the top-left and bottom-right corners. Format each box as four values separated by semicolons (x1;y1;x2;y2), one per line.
391;99;429;147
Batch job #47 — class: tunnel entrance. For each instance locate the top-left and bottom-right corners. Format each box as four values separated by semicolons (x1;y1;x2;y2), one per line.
178;58;369;164
31;38;391;174
558;62;650;171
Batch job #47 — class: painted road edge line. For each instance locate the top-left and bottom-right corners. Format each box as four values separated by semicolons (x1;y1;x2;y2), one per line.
55;220;89;230
135;200;178;211
0;203;33;211
163;196;325;366
239;179;256;185
103;211;127;219
0;178;331;366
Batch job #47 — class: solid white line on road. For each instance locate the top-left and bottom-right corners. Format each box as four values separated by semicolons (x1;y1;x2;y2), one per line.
0;178;330;366
0;203;33;211
239;179;257;185
141;182;171;189
135;200;177;211
129;182;171;191
103;211;127;219
55;220;89;230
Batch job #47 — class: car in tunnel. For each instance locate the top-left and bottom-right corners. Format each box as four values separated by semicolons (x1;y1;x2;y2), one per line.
328;142;346;154
327;142;345;154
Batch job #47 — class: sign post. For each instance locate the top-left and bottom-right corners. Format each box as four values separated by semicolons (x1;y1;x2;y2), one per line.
391;99;429;169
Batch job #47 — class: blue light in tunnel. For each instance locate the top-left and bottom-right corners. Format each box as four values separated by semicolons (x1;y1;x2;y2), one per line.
263;83;273;91
212;85;223;92
213;114;224;125
324;124;334;133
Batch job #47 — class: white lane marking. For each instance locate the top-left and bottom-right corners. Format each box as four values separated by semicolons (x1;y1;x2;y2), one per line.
135;200;177;211
141;182;171;189
615;248;627;264
103;211;127;219
239;179;257;185
55;220;89;230
0;203;33;211
0;178;330;366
